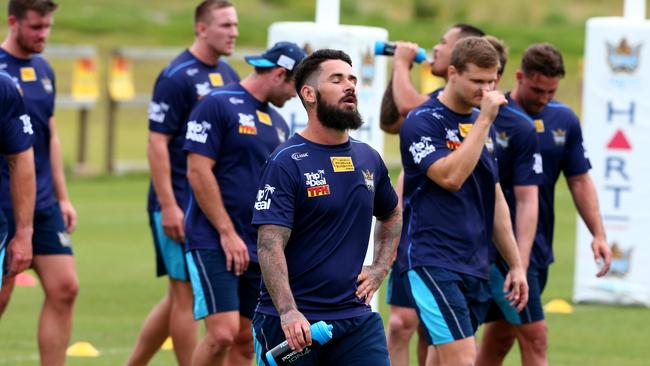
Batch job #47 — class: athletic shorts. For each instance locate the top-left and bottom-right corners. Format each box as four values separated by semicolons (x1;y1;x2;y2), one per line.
386;263;415;308
252;311;390;366
185;248;261;320
148;210;188;281
484;261;548;324
3;203;72;256
404;266;490;345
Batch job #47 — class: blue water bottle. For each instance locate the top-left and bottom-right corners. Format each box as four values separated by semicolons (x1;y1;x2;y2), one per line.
265;320;333;366
374;40;427;63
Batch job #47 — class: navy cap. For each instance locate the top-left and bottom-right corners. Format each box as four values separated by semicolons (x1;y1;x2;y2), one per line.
245;41;307;71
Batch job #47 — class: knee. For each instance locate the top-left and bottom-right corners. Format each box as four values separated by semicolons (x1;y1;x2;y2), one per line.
520;323;548;354
205;324;237;349
388;311;418;338
48;277;80;306
234;332;254;357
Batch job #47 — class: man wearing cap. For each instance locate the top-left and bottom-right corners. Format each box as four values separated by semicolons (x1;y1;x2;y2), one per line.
183;41;307;366
128;2;240;365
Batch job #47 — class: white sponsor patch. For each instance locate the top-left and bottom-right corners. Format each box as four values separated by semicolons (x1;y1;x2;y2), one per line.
194;82;211;97
409;136;436;164
19;114;33;135
533;153;543;174
186;68;199;76
255;184;275;210
291;152;309;161
148;101;170;123
229;97;244;105
186;120;211;143
238;113;255;127
277;54;296;71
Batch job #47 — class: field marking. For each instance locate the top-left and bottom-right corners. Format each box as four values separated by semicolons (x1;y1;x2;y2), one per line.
0;347;134;364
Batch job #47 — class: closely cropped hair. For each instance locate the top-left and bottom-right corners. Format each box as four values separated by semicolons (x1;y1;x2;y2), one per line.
453;23;486;38
450;37;499;74
484;35;508;77
254;66;294;81
521;43;565;78
293;49;352;104
9;0;57;19
195;0;232;24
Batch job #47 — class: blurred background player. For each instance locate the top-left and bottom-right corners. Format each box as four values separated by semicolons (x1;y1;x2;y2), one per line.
476;43;612;366
183;41;306;366
0;1;79;365
127;1;240;365
399;37;528;366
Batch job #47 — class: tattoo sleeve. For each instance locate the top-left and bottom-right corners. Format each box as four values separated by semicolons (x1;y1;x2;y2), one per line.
373;206;403;274
257;224;295;315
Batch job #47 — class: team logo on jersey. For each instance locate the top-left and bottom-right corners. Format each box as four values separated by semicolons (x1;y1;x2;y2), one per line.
41;77;53;93
148;101;170;123
186;68;199;76
209;73;224;87
195;82;211;97
485;136;494;154
254;184;275;211
291;152;309;161
229;97;244;105
186;120;211;143
606;39;641;74
330;156;355;172
410;136;436;164
0;63;7;70
20;67;36;82
533;153;543;174
445;128;461;150
458;123;473;137
534;119;545;133
608;242;633;277
496;131;510;149
19;114;33;135
257;110;272;126
552;129;566;146
305;170;330;197
58;232;72;247
238;113;257;135
363;170;374;192
276;128;286;143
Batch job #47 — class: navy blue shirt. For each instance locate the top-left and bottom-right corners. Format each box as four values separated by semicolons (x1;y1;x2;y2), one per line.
399;96;499;279
0;72;34;229
0;49;55;210
147;50;239;212
183;83;289;262
528;100;590;269
252;133;398;320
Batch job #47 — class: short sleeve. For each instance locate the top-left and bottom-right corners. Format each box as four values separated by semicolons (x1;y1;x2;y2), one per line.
562;114;591;177
372;156;398;218
251;157;297;229
182;96;224;161
400;110;452;174
0;80;34;154
512;123;544;185
148;76;190;134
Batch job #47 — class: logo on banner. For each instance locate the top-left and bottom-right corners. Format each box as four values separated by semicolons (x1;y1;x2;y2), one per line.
606;39;641;74
361;47;375;87
305;170;330;198
607;242;633;277
607;129;632;150
330;156;355;172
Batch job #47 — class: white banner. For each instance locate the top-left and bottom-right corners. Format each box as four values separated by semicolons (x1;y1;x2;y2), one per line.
574;17;650;306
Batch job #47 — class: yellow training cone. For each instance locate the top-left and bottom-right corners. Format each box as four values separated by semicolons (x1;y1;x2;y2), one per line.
66;341;100;357
544;299;574;314
161;337;173;350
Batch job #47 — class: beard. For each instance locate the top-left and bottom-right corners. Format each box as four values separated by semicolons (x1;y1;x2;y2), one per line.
316;91;364;131
16;32;45;54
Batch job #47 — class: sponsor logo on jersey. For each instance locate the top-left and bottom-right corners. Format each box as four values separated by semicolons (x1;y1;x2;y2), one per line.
257;110;272;126
458;123;473;137
533;153;543;174
410;136;436;164
186;120;211;143
363;170;374;191
255;184;275;210
195;82;211;97
209;73;223;87
148;101;170;123
330;156;355;172
552;128;566;146
229;97;244;105
20;67;36;82
186;68;199;76
305;170;330;197
496;131;510;149
238;113;257;135
19;114;33;135
291;152;309;161
534;119;545;133
445;128;461;150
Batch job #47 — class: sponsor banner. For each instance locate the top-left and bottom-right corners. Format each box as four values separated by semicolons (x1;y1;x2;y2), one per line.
574;17;650;306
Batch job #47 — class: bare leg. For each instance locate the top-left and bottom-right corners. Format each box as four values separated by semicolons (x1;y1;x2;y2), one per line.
387;305;420;366
515;320;548;366
125;294;171;366
169;279;199;366
192;310;239;366
430;336;477;366
476;320;516;366
0;275;16;317
224;315;254;366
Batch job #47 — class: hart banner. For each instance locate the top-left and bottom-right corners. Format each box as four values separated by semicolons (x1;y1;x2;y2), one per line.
574;17;650;306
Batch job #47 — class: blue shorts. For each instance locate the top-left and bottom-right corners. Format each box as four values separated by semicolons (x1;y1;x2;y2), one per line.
0;226;7;287
185;248;261;320
3;204;72;256
404;266;490;345
386;263;414;308
253;311;389;366
148;210;188;281
484;261;548;324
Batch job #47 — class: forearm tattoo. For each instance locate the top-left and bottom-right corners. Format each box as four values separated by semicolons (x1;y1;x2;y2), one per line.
257;225;295;315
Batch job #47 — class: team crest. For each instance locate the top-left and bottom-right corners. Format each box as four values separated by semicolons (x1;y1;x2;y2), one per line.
607;242;633;277
552;129;567;146
276;128;286;143
534;119;545;133
496;131;510;149
607;38;641;74
238;113;257;135
362;170;374;192
485;137;494;154
41;77;53;93
305;170;330;197
445;128;461;150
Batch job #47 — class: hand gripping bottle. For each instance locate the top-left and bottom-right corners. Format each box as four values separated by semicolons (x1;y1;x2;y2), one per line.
374;41;427;63
265;321;333;366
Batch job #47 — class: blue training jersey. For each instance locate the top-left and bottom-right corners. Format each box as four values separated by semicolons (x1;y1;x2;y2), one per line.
0;49;55;210
147;50;240;212
399;96;499;279
252;133;398;320
0;72;34;228
489;95;544;261
183;83;289;262
528;100;591;269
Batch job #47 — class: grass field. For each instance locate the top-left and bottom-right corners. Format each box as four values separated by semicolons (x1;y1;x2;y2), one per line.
1;1;649;365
